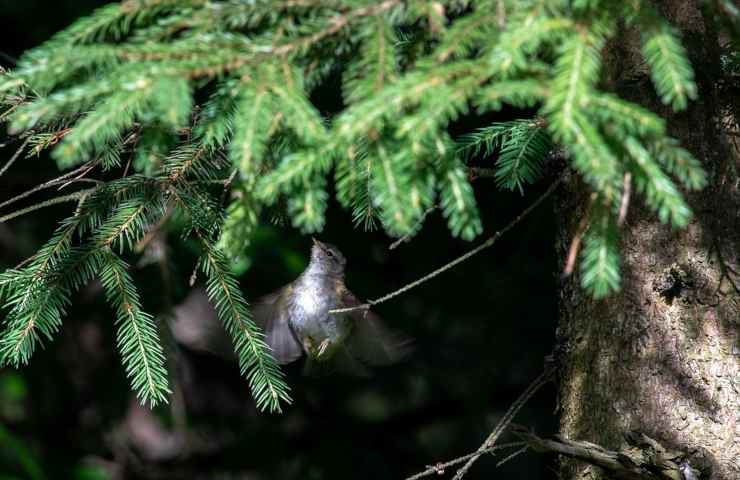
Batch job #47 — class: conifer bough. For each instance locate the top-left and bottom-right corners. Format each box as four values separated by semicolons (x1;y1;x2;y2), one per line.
0;0;707;411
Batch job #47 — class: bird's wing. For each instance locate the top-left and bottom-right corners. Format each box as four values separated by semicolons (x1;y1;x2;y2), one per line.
337;284;413;366
172;287;236;360
251;285;303;365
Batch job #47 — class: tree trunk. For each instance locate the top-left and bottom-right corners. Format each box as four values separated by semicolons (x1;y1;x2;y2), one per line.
555;2;739;479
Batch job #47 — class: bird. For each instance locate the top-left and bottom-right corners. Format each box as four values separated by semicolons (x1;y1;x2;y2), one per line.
252;238;411;372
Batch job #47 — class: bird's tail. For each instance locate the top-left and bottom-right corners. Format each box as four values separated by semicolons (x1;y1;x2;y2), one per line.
302;346;371;377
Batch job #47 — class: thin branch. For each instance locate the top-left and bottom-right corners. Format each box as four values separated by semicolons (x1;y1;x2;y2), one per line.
220;168;238;205
330;175;564;315
0;161;97;211
563;193;595;277
0;136;31;178
451;366;556;480
0;50;18;65
617;171;632;226
467;166;498;180
512;428;701;480
0;189;97;224
495;445;529;467
404;442;527;480
58;161;99;190
135;203;175;253
389;205;438;250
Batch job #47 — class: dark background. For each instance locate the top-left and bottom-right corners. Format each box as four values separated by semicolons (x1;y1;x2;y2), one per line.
0;2;559;479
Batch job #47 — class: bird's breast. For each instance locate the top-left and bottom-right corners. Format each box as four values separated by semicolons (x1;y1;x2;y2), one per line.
294;283;325;316
290;276;348;342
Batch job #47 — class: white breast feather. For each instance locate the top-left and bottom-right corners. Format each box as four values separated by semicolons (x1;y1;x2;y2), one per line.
295;284;320;315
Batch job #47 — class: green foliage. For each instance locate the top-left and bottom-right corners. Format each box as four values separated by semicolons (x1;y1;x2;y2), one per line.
217;186;260;262
100;249;170;407
641;21;698;110
580;205;621;299
459;120;552;193
438;157;482;240
198;241;291;413
0;0;711;409
0;222;99;367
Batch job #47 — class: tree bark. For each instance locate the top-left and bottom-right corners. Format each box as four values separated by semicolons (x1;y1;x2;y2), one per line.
555;2;739;479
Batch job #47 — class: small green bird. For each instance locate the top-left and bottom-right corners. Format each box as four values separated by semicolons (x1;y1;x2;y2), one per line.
252;239;411;371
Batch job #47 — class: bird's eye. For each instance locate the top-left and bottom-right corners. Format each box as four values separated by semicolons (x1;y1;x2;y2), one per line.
325;250;334;258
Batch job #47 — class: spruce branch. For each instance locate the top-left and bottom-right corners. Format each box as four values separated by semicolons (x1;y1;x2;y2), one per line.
229;85;274;185
342;14;399;104
198;239;291;413
100;248;170;407
623;136;691;227
370;144;419;237
459;119;552;193
263;0;402;57
641;21;698;111
0;0;715;413
580;203;621;298
438;158;482;240
0;236;100;367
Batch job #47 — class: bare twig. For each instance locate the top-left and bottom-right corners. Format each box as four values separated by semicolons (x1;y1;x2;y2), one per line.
58;161;99;190
389;205;438;250
330;175;564;315
404;442;527;480
219;168;239;205
617;171;632;226
135;204;175;253
121;130;141;179
562;193;595;277
0;50;18;65
0;189;97;224
451;366;556;480
495;445;529;467
467;166;498;180
0;136;31;178
0;161;97;211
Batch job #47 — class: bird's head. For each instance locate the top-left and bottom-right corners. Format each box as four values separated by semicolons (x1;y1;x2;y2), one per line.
310;238;347;276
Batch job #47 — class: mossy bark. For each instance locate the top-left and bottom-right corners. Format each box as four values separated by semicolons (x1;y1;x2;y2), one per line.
555;2;739;479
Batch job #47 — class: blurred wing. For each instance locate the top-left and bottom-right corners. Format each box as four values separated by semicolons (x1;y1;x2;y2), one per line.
338;286;413;366
172;287;235;360
251;286;303;365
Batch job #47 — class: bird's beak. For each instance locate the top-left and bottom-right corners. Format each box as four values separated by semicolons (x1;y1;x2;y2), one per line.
311;237;320;247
